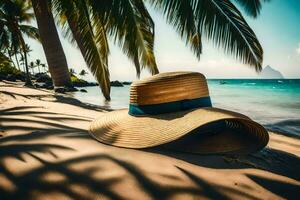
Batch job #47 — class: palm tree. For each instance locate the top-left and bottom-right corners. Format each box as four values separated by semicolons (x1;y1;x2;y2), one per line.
31;0;111;98
18;56;25;71
29;61;35;75
40;63;47;73
35;59;41;73
69;68;76;75
0;0;39;86
79;69;88;77
31;0;267;100
19;44;32;72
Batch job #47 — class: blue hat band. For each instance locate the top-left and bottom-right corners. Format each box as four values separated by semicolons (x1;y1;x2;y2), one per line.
129;96;212;116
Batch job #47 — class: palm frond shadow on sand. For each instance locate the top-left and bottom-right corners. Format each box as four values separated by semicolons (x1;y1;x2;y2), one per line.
1;149;299;200
0;104;300;199
0;151;262;200
0;89;113;112
148;146;300;181
0;107;90;141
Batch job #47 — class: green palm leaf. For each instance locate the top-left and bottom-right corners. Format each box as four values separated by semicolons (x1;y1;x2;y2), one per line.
0;51;10;63
149;0;202;59
197;0;263;70
19;25;40;41
89;0;159;77
0;19;10;50
234;0;270;18
88;3;109;66
130;0;159;75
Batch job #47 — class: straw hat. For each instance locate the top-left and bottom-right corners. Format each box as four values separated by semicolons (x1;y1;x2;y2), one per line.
89;71;269;154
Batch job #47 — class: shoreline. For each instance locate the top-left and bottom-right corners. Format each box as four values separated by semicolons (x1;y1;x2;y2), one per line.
0;81;300;199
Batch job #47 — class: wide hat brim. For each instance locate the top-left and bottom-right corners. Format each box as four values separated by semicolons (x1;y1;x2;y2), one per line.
89;107;269;154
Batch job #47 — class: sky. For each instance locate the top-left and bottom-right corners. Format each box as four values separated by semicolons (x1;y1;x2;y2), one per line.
25;0;300;81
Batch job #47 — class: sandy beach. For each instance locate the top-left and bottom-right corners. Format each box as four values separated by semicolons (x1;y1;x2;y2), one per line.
0;81;299;200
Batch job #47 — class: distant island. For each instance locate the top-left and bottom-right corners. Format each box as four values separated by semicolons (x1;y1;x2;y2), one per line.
259;65;284;79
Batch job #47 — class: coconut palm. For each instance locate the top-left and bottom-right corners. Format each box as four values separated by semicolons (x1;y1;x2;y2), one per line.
35;59;41;73
0;0;39;86
19;44;32;72
31;0;267;100
29;61;35;75
40;63;47;73
69;68;76;75
79;69;88;77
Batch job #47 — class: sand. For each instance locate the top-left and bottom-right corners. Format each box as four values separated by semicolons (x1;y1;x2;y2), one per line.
0;81;299;200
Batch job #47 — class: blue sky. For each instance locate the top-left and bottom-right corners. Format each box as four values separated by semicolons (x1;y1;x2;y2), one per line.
26;0;300;81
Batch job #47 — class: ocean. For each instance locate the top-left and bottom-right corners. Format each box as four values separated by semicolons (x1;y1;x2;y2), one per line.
73;79;300;137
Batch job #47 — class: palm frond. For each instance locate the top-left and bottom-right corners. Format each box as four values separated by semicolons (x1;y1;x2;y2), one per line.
0;0;38;55
197;0;263;70
149;0;263;70
87;2;109;66
234;0;270;18
0;20;10;50
130;0;158;75
151;0;263;71
0;51;10;63
19;25;40;41
89;0;159;77
148;0;202;59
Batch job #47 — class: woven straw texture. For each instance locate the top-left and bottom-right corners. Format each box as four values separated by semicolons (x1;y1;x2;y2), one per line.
89;107;268;153
130;71;209;105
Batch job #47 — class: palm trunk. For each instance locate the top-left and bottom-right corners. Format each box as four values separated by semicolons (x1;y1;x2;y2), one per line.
12;45;21;70
31;0;72;87
14;54;20;70
7;49;17;69
19;37;33;86
19;53;26;72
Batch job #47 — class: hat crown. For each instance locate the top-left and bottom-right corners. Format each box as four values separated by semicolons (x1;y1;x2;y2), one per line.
130;71;209;106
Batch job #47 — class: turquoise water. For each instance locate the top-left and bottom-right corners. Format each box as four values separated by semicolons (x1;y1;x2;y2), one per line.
73;79;300;137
